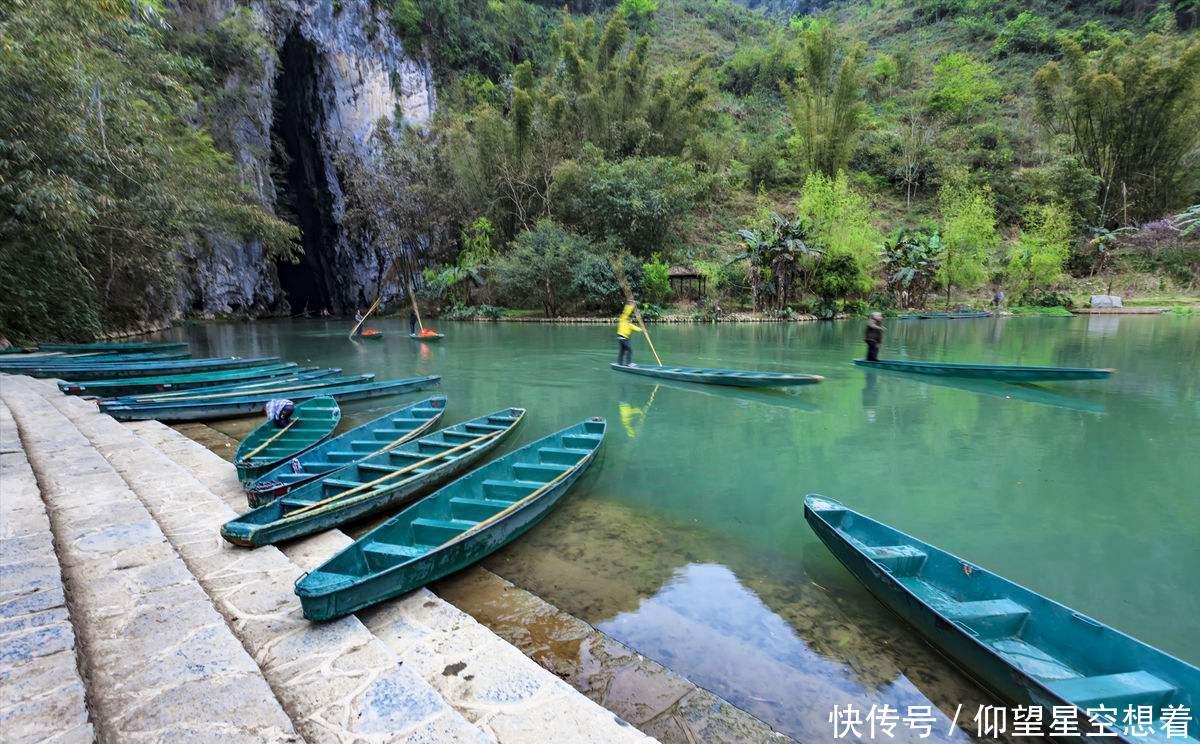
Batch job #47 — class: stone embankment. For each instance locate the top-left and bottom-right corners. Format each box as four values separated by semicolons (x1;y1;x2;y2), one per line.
0;375;650;742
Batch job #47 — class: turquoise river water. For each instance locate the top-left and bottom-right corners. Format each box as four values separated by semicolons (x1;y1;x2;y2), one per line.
163;314;1198;742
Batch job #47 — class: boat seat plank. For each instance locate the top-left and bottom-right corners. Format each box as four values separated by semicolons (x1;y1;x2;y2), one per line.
538;446;590;465
465;423;507;433
562;435;601;449
279;496;320;510
321;478;366;491
442;431;480;442
513;462;570;482
411;517;475;545
943;599;1031;638
450;496;512;521
482;479;542;500
863;544;928;577
357;463;405;475
1045;671;1177;709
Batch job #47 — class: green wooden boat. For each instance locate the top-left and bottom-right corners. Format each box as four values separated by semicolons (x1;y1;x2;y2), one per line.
295;417;605;621
409;332;445;341
37;341;189;353
918;311;992;319
611;362;823;388
0;351;191;367
104;371;366;406
245;396;448;507
235;397;342;483
854;358;1114;382
13;356;280;380
804;496;1199;742
58;363;304;397
101;376;441;422
222;407;524;548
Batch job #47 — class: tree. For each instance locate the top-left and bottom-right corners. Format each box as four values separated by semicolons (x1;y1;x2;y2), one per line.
733;213;823;311
796;171;881;293
928;53;1001;123
880;230;944;308
1033;34;1200;225
1006;203;1074;299
782;20;865;177
0;0;297;342
893;110;941;207
491;220;594;316
640;255;671;304
340;124;466;303
937;177;998;308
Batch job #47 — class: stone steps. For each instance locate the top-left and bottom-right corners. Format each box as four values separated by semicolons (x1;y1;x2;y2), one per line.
124;411;652;742
30;378;486;744
0;401;93;744
0;377;299;742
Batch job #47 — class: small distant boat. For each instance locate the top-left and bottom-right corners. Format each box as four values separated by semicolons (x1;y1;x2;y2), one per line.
409;331;444;341
295;416;606;621
804;496;1200;740
918;311;992;319
101;375;441;422
357;330;384;340
9;356;280;380
854;359;1114;382
611;362;823;388
58;363;305;397
235;397;341;483
37;341;189;353
222;408;524;548
244;395;447;506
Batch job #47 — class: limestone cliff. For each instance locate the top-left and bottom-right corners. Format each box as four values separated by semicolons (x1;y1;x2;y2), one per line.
174;0;435;317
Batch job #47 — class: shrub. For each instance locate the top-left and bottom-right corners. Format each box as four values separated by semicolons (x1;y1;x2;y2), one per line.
993;12;1056;56
928;53;1001;122
1006;203;1074;297
491;221;594;316
796;171;881;290
641;255;672;304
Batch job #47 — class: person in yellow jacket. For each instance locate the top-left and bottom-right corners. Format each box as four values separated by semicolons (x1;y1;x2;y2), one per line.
616;302;642;366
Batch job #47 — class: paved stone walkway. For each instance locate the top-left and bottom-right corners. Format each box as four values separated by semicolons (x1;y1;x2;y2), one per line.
0;401;92;744
1;377;298;742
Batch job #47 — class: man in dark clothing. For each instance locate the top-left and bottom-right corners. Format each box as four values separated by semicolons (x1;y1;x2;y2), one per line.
864;312;885;362
409;312;418;335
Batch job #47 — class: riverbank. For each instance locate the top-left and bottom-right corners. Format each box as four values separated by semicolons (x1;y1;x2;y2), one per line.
0;376;655;743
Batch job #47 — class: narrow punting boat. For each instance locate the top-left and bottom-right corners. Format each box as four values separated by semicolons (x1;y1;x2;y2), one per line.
57;363;305;397
919;311;992;319
10;356;281;380
409;332;444;341
853;359;1114;382
245;396;447;507
0;350;191;365
295;416;605;621
101;375;441;422
37;341;189;353
611;362;823;388
234;397;341;483
222;408;524;547
804;496;1199;741
102;371;367;406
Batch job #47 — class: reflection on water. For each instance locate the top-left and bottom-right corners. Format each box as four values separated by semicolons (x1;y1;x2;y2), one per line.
163;315;1200;742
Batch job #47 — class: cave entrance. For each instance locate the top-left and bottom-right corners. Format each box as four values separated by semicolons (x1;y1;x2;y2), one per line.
271;29;338;315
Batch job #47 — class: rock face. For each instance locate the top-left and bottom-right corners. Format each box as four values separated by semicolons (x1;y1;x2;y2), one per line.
174;0;435;317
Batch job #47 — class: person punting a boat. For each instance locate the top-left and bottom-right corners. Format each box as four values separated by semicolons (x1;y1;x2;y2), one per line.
264;399;295;428
865;312;886;362
616;302;643;366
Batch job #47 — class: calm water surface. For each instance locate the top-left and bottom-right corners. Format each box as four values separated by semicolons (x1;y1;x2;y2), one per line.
165;315;1199;741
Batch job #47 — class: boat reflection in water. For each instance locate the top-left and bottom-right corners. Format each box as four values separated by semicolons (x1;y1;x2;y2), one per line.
862;368;1105;415
616;373;821;414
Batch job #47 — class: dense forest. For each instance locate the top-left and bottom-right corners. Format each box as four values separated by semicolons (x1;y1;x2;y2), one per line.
2;0;1198;340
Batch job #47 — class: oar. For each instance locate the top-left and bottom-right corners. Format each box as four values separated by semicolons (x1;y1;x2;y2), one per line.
281;427;509;519
238;419;297;462
437;456;586;548
349;295;383;340
407;279;425;334
608;254;663;365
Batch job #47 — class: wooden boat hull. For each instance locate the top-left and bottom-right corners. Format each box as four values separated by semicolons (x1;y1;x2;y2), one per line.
102;371;364;406
101;376;441;422
611;362;822;388
15;356;280;380
296;418;605;621
222;408;523;547
854;359;1114;382
36;343;189;355
409;333;444;341
244;396;447;507
804;496;1199;742
58;364;304;397
918;311;992;319
0;351;191;367
234;397;341;483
